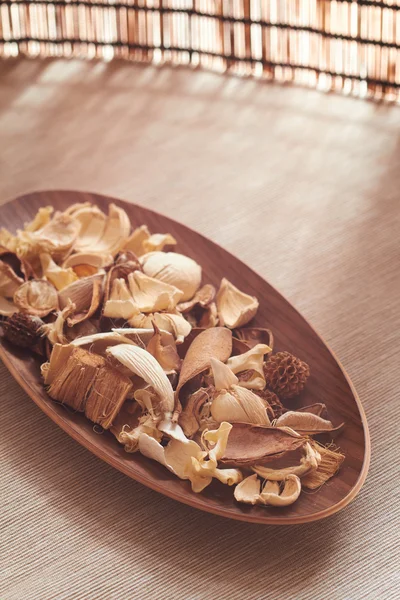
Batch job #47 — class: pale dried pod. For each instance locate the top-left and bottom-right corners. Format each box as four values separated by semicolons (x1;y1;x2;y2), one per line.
140;251;202;301
216;278;259;329
14;280;59;317
62;251;114;276
0;260;24;297
129;312;192;344
128;271;183;312
233;474;261;505
103;278;139;320
58;273;104;326
275;411;345;435
259;475;302;507
227;343;272;390
17;213;81;264
72;203;131;256
253;442;321;480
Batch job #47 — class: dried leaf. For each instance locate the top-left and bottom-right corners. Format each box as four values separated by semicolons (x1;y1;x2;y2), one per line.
220;423;306;468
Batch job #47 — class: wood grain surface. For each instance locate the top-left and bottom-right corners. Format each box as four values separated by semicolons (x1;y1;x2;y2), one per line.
0;190;369;525
0;58;399;600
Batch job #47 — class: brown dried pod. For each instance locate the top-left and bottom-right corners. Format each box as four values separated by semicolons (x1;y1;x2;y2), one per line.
233;327;274;351
231;337;251;356
264;351;310;399
220;423;306;468
176;327;232;400
2;312;45;350
179;387;211;438
0;260;24;297
14;280;59;317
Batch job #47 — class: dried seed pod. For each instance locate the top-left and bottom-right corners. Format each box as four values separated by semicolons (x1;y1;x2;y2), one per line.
14;280;59;317
256;389;286;419
264;351;310;399
140;251;202;302
253;442;321;480
275;411;344;435
216;278;259;329
0;260;24;297
233;327;274;351
2;312;44;349
128;271;183;312
259;475;302;507
220;423;306;468
40;253;78;290
227;343;272;390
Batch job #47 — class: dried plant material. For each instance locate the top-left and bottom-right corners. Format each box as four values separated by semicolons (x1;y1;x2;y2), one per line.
231;337;251;355
2;312;44;349
107;344;174;417
144;233;177;254
42;300;76;345
176;328;232;399
72;203;131;256
58;273;104;326
139;422;242;493
227;343;272;390
14;280;58;317
256;389;286;419
112;327;176;348
63;252;114;275
128;271;183;312
119;414;164;453
0;260;24;297
179;388;211;438
297;403;329;418
140;251;202;301
209;358;270;425
103;252;141;303
220;423;306;468
17;213;81;265
146;322;181;373
253;442;321;480
45;345;132;427
0;297;18;317
198;302;219;328
259;475;302;507
234;474;261;505
124;225;150;255
70;331;136;356
109;399;141;440
24;206;53;232
177;284;216;313
275;411;345;435
216;278;259;329
103;278;139;320
234;327;274;351
302;442;345;489
264;351;310;399
40;253;78;290
129;312;192;344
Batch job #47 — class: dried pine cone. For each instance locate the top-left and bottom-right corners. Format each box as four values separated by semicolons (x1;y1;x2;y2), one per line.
2;313;44;350
257;388;287;419
264;351;310;399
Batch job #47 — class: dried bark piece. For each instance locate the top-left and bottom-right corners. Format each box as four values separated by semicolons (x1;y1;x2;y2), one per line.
275;411;345;435
220;423;306;468
216;278;259;329
264;351;310;399
176;327;233;398
14;280;59;317
84;362;133;429
233;327;274;351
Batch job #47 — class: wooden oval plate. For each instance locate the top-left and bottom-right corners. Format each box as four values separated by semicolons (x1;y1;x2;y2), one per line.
0;191;370;524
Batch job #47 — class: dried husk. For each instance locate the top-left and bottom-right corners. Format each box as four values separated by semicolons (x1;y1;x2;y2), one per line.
231;337;251;355
259;475;302;506
146;322;181;373
129;312;192;344
58;273;104;326
227;343;272;390
216;278;259;329
112;327;176;348
118;414;163;452
302;441;345;489
40;253;78;290
110;399;141;440
179;387;212;437
140;251;202;302
70;203;131;256
233;327;274;351
63;251;114;275
103;278;139;320
234;474;261;505
42;300;77;344
128;271;183;312
297;403;329;418
24;206;53;232
176;328;233;399
275;411;344;435
123;225;150;255
0;260;24;297
70;331;136;355
14;280;59;317
220;423;306;468
107;344;174;416
177;284;216;313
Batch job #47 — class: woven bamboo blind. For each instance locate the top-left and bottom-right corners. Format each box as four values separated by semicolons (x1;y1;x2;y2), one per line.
1;0;400;102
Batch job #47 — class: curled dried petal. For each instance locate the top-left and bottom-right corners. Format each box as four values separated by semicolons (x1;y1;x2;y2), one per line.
40;253;78;290
14;280;58;317
0;260;24;297
128;271;183;312
259;475;302;507
227;343;272;390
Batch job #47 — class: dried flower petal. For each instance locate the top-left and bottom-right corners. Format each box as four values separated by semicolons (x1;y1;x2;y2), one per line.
128;271;183;312
227;343;272;390
234;474;261;505
216;278;259;329
253;442;321;480
0;260;24;297
233;327;274;351
146;322;181;373
259;475;302;506
179;388;211;437
14;280;58;317
129;312;192;344
103;278;139;320
177;284;216;313
40;253;78;290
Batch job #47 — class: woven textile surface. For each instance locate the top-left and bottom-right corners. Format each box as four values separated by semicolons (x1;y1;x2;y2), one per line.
1;0;400;102
0;58;399;599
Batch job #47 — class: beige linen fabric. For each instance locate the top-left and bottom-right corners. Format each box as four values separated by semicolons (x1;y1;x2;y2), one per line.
0;59;399;600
